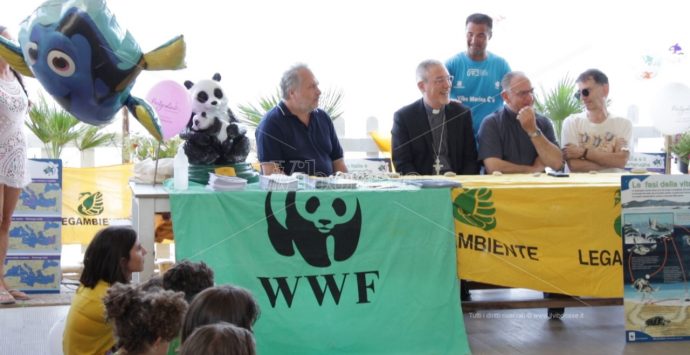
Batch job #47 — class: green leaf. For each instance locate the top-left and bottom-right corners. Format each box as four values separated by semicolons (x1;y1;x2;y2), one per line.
534;75;584;139
671;132;690;164
613;215;622;238
236;89;282;128
452;188;497;231
124;134;182;162
74;126;116;151
319;87;345;121
25;93;81;158
237;87;345;128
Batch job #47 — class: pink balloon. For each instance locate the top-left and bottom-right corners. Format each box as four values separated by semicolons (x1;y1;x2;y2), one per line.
146;80;193;140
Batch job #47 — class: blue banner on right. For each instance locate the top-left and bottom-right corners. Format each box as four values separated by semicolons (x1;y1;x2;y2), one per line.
621;175;690;343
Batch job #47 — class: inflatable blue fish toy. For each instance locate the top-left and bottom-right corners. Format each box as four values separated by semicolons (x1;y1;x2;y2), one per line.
0;0;186;141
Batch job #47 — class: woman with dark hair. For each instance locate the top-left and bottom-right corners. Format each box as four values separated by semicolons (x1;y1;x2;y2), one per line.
179;322;256;355
104;282;187;355
180;285;260;343
0;24;31;305
63;226;148;354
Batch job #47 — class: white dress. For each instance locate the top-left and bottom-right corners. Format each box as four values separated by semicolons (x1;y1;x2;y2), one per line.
0;75;30;188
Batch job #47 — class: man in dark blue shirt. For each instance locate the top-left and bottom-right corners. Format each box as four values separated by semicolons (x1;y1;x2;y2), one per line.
256;64;347;176
477;71;563;173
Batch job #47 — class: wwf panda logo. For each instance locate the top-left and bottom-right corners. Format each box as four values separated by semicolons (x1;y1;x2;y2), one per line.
265;191;362;267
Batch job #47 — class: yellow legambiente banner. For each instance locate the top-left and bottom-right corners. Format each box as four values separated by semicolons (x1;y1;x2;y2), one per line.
62;164;133;245
452;174;624;298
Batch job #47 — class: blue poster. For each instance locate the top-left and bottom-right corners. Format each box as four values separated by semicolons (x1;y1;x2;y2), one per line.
621;175;690;343
5;159;62;294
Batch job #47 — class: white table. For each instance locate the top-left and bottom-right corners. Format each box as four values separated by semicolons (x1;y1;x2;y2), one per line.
129;182;170;280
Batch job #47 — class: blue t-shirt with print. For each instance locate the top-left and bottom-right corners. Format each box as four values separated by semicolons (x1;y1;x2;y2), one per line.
446;52;511;136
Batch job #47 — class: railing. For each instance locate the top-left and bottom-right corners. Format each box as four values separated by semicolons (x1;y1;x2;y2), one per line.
334;116;381;158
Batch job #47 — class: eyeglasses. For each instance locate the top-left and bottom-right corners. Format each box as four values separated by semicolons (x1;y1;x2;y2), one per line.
431;75;454;85
574;88;591;100
512;88;534;97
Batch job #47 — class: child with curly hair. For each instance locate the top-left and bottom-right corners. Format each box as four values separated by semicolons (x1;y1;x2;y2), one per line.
104;282;187;355
162;260;215;354
163;260;214;302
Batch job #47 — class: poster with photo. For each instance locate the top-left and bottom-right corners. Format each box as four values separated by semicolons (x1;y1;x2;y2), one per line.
621;175;690;342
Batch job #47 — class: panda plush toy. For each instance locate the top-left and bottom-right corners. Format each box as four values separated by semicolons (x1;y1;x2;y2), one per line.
185;73;233;116
180;73;250;165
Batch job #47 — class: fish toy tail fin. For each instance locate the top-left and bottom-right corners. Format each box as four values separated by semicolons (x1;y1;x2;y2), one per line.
126;96;163;141
0;36;34;77
143;35;186;71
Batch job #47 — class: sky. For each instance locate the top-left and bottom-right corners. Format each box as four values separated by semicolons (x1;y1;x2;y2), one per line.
4;0;690;147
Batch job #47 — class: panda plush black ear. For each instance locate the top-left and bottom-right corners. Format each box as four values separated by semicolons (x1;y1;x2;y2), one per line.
184;80;194;89
212;73;221;82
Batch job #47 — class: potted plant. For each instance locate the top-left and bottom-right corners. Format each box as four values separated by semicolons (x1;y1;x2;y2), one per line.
25;94;115;160
74;125;117;166
671;132;690;173
25;94;82;159
124;133;182;162
534;75;584;140
74;126;117;152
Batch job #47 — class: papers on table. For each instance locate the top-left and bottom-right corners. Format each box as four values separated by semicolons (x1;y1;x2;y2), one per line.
404;179;462;189
305;177;358;189
260;174;299;191
258;174;359;190
206;173;247;191
356;181;413;190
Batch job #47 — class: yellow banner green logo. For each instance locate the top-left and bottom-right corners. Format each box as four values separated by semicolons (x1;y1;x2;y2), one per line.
452;188;497;231
77;191;104;216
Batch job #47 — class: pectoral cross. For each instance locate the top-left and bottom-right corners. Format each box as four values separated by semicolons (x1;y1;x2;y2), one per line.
434;157;444;175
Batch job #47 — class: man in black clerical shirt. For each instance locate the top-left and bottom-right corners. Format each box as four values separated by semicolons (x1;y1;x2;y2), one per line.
391;59;479;176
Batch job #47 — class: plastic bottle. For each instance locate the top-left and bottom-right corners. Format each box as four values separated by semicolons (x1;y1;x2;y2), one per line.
174;146;189;190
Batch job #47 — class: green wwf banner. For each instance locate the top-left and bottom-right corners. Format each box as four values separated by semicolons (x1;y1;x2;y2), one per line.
170;188;469;355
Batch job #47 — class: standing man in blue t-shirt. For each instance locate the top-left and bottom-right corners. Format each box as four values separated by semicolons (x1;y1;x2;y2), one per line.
446;13;511;137
256;63;347;176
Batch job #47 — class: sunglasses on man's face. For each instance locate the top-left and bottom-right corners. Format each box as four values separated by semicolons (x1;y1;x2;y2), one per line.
574;88;591;100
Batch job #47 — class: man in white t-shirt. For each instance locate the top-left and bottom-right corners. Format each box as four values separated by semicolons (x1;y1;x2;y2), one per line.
561;69;632;172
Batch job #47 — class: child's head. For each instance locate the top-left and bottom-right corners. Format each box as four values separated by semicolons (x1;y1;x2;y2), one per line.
163;260;215;302
80;226;147;287
180;322;256;355
180;285;260;342
141;275;164;291
104;282;187;354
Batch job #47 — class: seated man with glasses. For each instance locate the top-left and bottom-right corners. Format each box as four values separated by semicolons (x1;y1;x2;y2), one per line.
477;71;564;173
561;68;632;172
391;59;479;176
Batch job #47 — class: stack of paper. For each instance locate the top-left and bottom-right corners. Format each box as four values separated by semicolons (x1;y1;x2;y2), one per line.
404;179;462;189
260;174;299;191
306;177;358;190
206;173;247;191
